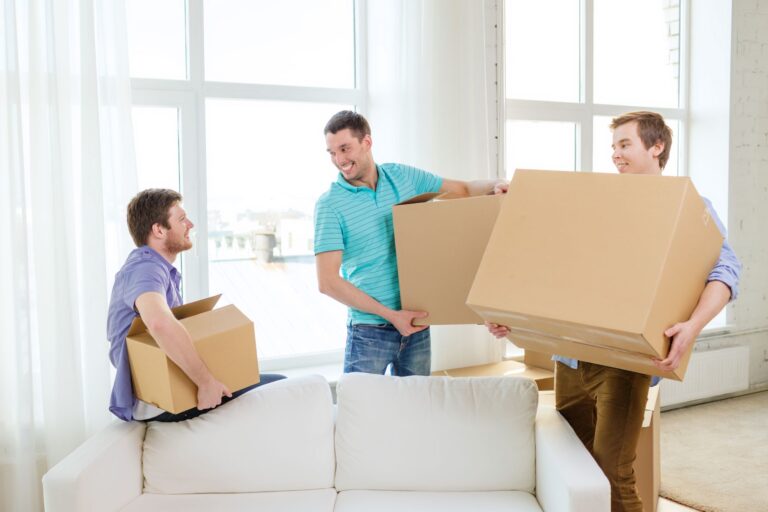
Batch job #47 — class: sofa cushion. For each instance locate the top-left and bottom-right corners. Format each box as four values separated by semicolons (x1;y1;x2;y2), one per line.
335;490;542;512
121;489;337;512
334;373;538;492
142;375;335;494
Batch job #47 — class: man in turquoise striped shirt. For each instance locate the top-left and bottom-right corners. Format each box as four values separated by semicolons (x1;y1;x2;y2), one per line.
315;110;506;376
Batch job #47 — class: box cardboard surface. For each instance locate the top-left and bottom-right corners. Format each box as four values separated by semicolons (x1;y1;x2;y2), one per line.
126;295;260;413
635;386;660;512
433;359;554;391
467;170;723;380
524;349;555;371
393;192;504;325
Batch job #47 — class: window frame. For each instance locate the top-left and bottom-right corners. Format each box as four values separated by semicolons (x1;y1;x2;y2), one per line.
498;0;690;176
130;0;365;370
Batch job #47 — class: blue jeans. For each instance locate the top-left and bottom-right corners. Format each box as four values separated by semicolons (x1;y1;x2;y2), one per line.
344;324;431;376
146;374;286;422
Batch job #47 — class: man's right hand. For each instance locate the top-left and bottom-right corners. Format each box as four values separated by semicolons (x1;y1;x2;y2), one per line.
388;309;429;336
485;321;510;339
196;377;232;411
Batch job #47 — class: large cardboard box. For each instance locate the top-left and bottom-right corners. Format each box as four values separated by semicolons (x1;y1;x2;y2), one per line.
433;359;554;391
467;170;723;380
126;295;260;413
635;386;660;512
393;192;504;325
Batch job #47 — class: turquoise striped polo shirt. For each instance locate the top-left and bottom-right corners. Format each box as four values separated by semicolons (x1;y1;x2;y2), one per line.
314;163;443;325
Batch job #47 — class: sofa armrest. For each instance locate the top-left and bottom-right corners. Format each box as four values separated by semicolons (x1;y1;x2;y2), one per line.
43;421;146;512
535;406;610;512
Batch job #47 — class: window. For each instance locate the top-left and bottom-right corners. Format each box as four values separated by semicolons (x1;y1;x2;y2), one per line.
503;0;685;176
128;1;360;367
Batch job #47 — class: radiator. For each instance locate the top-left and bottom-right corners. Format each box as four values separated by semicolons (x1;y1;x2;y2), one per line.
660;345;750;407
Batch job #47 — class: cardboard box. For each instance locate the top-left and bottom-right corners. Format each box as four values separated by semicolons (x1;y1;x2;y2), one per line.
126;295;260;413
433;359;554;391
524;349;555;371
393;192;504;325
467;170;723;380
635;386;660;512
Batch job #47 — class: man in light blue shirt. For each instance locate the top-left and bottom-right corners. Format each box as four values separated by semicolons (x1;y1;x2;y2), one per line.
487;112;741;512
315;110;506;376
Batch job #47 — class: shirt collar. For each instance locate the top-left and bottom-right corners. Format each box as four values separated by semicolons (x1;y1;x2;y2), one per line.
335;164;382;193
137;245;180;280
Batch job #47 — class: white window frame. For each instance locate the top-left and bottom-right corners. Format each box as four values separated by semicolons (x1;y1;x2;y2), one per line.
130;0;366;370
498;0;690;176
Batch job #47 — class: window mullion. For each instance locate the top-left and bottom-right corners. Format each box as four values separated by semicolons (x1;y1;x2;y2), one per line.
182;0;209;298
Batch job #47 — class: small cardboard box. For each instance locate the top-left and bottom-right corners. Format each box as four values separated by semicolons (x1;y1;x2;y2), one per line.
393;192;504;325
433;359;554;391
635;386;660;512
467;170;723;380
126;295;260;413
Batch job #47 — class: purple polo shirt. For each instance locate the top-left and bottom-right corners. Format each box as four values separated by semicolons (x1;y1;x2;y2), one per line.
107;246;182;421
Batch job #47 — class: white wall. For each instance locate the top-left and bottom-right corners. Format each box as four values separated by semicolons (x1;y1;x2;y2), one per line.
690;0;768;393
723;0;768;390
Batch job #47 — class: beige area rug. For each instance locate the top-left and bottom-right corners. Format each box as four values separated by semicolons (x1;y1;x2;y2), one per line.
660;391;768;512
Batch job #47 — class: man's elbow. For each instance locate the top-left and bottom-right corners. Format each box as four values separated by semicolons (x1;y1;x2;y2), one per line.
144;315;176;338
317;276;334;296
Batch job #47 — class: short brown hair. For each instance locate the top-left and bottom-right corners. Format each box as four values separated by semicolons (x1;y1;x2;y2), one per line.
610;111;673;169
126;189;182;247
324;110;371;141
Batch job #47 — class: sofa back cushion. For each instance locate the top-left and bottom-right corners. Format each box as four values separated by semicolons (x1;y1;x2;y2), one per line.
334;373;538;492
142;375;335;494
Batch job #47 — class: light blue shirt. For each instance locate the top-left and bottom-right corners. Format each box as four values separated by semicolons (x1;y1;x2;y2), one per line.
314;163;442;325
106;246;182;421
552;197;742;385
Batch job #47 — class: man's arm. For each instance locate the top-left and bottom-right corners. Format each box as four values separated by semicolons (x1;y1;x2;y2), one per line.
316;250;427;336
440;178;508;197
135;292;231;410
653;280;732;372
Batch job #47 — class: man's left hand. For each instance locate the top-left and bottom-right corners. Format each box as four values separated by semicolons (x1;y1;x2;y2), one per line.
653;320;702;372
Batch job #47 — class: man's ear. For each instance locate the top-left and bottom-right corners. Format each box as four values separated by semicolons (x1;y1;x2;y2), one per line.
150;222;165;239
652;140;664;157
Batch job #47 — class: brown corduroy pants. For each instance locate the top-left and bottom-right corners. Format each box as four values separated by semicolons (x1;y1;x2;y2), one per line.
555;361;651;512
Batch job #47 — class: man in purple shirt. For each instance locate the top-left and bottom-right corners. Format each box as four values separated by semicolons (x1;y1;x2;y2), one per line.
487;112;741;512
107;189;282;421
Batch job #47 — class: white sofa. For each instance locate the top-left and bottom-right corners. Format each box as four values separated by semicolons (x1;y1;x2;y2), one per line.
43;373;609;512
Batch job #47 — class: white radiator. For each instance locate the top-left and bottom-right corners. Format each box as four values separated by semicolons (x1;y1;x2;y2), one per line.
660;345;750;407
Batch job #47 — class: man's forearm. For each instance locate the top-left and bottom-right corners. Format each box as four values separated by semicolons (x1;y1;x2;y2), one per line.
148;318;216;387
687;280;732;333
466;179;505;196
319;275;394;322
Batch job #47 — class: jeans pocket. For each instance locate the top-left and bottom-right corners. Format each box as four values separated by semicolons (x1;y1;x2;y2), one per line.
350;324;389;344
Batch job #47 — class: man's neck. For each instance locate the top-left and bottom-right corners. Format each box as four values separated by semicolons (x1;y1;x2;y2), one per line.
347;163;378;190
147;242;177;265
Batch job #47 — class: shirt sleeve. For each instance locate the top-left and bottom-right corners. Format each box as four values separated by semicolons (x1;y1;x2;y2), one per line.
400;164;443;195
122;259;171;311
314;198;345;254
703;198;742;301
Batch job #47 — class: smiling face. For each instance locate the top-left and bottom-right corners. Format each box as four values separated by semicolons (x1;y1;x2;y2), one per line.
325;128;376;186
611;121;664;176
162;203;194;255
